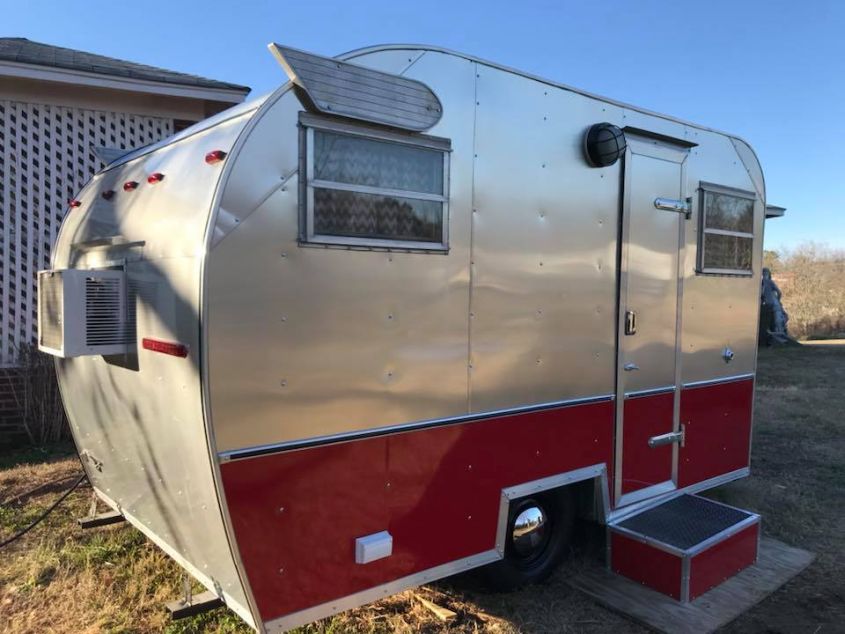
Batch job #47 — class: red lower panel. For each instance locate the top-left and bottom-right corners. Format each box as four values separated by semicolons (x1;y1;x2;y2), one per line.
221;400;614;621
611;532;682;599
621;392;674;494
689;523;759;600
678;378;754;488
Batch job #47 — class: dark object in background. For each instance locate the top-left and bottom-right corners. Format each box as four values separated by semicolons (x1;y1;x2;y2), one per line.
760;268;791;346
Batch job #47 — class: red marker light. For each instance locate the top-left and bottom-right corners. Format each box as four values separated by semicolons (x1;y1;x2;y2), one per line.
123;181;139;191
147;172;165;184
142;338;189;358
205;150;227;164
102;190;115;200
69;199;82;208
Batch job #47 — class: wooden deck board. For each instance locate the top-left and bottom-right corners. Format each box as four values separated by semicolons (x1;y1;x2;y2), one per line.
566;537;814;634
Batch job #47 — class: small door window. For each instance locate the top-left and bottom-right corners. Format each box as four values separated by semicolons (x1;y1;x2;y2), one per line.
300;115;450;251
697;183;756;275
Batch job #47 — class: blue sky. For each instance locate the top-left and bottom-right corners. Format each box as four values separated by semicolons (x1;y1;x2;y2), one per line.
5;0;843;251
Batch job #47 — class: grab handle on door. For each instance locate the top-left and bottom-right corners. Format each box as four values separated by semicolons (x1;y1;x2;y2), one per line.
648;426;685;448
625;310;637;335
654;197;691;219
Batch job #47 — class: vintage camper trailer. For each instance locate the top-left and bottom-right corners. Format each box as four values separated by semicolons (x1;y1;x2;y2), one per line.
38;43;781;630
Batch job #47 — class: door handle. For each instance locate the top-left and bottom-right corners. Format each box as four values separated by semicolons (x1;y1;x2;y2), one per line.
623;363;639;371
625;310;637;336
654;197;691;218
648;426;685;448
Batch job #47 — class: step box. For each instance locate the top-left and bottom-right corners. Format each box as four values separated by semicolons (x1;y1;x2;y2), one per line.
609;494;760;602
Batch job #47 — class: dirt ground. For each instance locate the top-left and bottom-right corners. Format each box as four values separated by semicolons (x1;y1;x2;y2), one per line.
0;343;842;633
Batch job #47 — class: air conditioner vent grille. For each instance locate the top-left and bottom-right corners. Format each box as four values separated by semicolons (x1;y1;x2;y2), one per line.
38;273;64;351
85;277;127;346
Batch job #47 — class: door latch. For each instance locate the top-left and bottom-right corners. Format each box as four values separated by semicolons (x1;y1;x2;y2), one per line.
625;310;637;336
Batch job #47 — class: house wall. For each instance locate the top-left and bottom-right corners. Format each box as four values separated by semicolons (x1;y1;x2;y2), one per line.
0;85;180;440
0;97;175;368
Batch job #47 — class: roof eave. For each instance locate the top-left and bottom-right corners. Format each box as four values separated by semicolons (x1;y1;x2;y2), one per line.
0;60;249;104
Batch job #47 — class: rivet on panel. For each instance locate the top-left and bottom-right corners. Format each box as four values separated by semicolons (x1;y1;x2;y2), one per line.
281;252;287;258
278;568;285;575
278;506;285;514
387;313;394;320
281;316;287;322
280;379;287;388
539;261;544;267
467;464;472;471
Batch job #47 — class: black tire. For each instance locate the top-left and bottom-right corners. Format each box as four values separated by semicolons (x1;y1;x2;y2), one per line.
477;487;575;591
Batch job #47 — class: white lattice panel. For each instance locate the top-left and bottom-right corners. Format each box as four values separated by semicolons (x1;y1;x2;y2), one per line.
0;100;174;366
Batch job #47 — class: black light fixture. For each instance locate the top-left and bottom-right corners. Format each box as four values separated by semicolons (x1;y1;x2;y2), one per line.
584;123;626;167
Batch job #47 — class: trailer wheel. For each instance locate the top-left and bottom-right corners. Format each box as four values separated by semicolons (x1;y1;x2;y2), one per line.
479;487;574;591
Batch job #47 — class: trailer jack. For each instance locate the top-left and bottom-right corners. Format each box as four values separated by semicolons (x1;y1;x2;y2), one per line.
166;575;224;620
78;492;125;529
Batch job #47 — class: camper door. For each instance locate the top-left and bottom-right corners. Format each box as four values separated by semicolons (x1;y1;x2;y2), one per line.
614;134;689;506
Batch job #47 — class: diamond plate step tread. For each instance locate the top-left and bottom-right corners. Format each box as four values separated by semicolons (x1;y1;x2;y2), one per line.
614;494;752;550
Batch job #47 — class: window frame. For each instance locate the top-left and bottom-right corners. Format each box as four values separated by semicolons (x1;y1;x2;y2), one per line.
696;181;757;277
298;112;451;252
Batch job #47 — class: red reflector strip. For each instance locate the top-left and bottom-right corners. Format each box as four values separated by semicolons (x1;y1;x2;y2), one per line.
147;172;165;184
69;199;82;208
123;181;139;191
205;150;227;164
142;338;189;358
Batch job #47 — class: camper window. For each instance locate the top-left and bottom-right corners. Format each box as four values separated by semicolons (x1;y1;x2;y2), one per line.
697;183;755;275
300;116;450;250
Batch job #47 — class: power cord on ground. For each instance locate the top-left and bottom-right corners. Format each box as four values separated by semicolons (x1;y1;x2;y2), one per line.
0;472;88;549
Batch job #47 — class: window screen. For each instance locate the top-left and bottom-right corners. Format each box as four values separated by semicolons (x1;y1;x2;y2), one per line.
302;120;449;249
698;185;756;275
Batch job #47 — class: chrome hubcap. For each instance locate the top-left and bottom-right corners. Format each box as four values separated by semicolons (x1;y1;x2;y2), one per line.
511;504;548;558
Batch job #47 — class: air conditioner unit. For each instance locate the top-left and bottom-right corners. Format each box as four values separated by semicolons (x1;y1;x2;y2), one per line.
38;269;132;358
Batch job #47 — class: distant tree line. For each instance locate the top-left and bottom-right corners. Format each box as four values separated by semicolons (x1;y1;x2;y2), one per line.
764;242;845;340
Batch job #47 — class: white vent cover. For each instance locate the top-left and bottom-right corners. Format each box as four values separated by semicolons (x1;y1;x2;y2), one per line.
38;269;131;357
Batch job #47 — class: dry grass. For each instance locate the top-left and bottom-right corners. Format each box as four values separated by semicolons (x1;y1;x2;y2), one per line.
766;243;845;340
1;344;843;633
